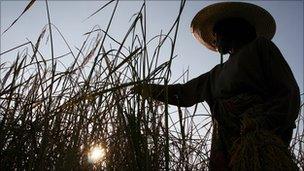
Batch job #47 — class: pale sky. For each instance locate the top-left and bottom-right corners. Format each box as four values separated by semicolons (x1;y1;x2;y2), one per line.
1;0;303;94
0;1;303;159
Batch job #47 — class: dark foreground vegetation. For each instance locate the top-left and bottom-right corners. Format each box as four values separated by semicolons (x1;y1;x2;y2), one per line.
0;0;303;170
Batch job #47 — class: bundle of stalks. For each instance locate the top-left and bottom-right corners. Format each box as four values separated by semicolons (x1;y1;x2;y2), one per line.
230;130;299;171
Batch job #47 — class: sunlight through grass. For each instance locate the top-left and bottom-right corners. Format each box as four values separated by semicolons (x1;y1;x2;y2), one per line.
88;146;106;164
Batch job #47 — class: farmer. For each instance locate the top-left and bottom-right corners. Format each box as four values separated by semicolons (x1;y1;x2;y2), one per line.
133;2;300;170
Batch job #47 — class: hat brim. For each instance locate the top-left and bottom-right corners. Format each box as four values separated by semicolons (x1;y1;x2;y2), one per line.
190;2;276;51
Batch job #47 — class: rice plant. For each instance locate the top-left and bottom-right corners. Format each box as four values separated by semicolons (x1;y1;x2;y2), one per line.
0;0;303;170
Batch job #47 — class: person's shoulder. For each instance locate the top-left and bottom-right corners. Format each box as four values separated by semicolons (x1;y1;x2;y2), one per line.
209;63;222;76
252;36;275;47
255;36;270;42
249;36;280;55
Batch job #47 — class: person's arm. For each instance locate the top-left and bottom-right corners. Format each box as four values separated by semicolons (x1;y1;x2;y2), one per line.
135;72;211;107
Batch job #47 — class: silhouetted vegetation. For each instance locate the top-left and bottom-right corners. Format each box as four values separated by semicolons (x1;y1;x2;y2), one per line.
0;0;303;170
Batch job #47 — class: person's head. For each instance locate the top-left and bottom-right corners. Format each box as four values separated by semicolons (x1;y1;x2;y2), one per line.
212;17;257;54
191;2;276;53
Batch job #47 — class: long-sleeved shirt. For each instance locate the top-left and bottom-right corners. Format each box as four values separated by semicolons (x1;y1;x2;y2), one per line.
148;37;300;133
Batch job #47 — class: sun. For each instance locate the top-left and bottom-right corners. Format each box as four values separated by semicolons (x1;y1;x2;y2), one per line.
88;145;105;163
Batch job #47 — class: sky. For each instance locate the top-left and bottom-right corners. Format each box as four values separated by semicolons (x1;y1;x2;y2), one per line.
0;1;303;160
0;0;303;148
1;0;303;96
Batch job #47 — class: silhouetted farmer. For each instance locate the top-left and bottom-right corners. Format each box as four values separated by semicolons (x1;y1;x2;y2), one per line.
133;2;300;170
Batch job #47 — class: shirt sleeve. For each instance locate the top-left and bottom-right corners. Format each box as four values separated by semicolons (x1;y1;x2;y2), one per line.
254;37;300;130
147;71;212;107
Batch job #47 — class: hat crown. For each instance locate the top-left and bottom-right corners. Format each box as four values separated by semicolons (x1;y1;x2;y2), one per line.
190;2;276;51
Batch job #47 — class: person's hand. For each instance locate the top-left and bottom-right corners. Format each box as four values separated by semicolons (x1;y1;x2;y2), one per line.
130;84;152;98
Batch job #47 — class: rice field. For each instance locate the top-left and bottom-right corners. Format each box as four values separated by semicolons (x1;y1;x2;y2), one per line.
0;0;303;170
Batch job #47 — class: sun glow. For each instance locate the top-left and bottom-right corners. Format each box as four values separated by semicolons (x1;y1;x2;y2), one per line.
88;146;105;163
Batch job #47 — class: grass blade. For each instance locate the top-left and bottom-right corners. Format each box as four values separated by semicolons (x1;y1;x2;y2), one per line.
2;0;36;34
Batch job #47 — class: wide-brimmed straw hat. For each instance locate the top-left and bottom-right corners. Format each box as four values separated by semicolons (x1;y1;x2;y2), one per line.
190;2;276;51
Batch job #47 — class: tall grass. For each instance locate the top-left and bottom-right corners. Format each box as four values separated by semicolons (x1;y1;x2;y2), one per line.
0;0;303;170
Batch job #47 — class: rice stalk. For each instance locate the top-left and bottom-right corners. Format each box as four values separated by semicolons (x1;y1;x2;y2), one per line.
0;0;302;170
